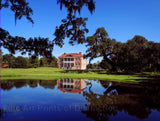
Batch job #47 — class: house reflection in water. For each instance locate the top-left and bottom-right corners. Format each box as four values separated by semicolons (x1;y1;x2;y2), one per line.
58;79;86;94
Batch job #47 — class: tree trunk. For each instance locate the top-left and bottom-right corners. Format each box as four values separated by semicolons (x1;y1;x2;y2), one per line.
103;55;117;72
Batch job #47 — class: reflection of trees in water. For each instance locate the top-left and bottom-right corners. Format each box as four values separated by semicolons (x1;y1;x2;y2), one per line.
1;80;57;119
1;80;57;90
82;81;118;121
0;109;6;120
39;80;57;89
1;79;160;120
82;80;160;121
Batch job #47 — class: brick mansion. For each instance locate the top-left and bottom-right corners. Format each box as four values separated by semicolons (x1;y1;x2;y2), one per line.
58;52;87;70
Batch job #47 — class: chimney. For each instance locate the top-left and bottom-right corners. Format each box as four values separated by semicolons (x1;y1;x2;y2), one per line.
64;53;66;55
79;52;82;55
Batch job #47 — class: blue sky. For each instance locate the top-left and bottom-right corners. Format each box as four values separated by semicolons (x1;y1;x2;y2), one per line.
1;0;160;63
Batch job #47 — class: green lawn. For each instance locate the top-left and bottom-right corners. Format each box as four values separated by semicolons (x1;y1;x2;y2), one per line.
1;67;158;83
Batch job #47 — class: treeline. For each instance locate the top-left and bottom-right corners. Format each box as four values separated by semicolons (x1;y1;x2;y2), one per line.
87;61;102;69
1;54;58;68
85;27;160;72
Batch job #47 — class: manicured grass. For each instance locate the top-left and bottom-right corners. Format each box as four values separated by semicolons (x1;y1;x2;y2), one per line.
1;67;158;83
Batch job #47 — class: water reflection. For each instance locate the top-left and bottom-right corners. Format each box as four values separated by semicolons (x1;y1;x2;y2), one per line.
1;80;57;90
1;79;160;121
58;79;86;94
82;80;160;121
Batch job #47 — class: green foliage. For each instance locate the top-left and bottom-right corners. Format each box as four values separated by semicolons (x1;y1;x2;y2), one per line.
14;56;28;68
85;27;160;72
87;61;101;69
85;27;117;71
2;54;58;68
2;54;16;68
54;0;95;46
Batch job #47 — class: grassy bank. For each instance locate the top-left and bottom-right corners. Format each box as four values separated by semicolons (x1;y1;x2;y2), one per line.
1;67;158;83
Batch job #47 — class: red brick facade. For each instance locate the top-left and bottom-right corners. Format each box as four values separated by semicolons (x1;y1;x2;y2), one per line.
58;52;87;70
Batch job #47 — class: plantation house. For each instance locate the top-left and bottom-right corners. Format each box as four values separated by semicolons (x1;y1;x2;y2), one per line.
58;79;86;94
58;52;87;70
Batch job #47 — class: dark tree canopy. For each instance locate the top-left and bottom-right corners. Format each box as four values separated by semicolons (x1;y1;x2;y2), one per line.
84;27;118;71
85;27;160;72
57;0;95;15
0;28;54;58
0;0;34;24
0;0;53;57
54;0;95;46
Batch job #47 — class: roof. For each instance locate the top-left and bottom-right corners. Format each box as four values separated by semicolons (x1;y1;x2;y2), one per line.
2;64;9;68
59;88;85;94
59;53;83;58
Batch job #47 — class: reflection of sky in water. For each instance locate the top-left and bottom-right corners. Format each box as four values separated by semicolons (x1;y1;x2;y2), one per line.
85;80;106;95
1;85;87;106
1;79;160;121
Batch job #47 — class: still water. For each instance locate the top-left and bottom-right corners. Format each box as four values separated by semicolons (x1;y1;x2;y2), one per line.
1;79;160;121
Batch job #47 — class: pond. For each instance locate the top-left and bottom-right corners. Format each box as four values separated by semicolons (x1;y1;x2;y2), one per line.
1;79;160;121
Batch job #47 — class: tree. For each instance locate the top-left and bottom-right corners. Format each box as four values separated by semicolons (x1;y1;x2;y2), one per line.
85;27;160;72
143;41;160;72
14;56;27;68
0;0;96;57
39;56;58;67
48;56;58;67
1;30;54;58
84;27;118;71
54;0;95;46
115;36;160;72
2;54;16;68
87;61;101;69
39;57;48;67
28;56;39;68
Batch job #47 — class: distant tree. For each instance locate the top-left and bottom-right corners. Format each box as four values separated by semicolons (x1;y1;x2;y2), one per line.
14;56;27;68
87;61;101;69
39;56;58;67
48;56;58;67
2;54;16;68
144;41;160;72
39;57;48;67
28;56;39;68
